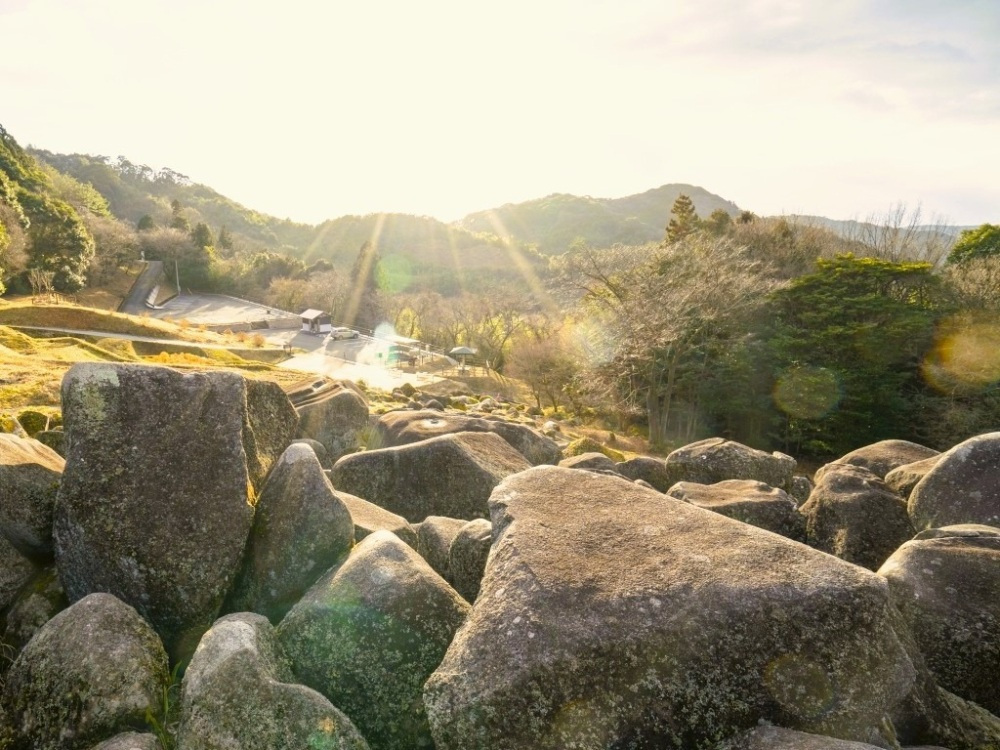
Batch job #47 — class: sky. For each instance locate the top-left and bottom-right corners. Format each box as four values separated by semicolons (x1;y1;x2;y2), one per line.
2;0;998;226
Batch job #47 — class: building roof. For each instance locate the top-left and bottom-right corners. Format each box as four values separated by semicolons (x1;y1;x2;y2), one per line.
300;309;328;320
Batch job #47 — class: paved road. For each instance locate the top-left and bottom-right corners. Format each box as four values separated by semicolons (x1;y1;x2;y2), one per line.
119;261;164;314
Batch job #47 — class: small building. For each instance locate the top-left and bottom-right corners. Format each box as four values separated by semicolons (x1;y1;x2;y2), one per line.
300;309;332;334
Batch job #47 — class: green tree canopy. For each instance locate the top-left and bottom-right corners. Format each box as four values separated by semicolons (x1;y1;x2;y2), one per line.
947;223;1000;264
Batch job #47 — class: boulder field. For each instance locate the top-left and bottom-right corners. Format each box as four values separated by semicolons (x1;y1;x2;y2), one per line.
0;363;997;749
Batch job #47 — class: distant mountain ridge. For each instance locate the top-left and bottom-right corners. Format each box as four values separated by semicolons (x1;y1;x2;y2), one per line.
458;184;742;254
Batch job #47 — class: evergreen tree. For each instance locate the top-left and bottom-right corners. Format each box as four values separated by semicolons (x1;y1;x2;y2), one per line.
137;214;155;231
191;222;214;250
217;224;233;250
169;199;190;232
665;194;700;243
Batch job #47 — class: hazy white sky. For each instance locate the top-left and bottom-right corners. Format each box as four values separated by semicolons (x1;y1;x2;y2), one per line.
2;0;997;225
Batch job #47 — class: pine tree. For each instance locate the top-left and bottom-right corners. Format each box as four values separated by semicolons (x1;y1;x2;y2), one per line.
665;194;700;243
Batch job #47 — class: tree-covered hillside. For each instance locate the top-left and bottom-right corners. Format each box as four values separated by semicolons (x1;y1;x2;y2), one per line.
458;184;742;254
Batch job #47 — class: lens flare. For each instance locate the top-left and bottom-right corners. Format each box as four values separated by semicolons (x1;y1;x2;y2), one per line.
773;367;841;419
923;315;1000;391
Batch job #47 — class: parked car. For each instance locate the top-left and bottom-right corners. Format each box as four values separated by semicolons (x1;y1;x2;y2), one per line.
329;327;359;340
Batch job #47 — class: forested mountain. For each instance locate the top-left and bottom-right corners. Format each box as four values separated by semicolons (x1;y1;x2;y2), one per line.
458;184;742;253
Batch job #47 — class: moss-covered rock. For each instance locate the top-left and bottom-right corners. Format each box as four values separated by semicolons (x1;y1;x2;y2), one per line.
425;466;916;749
1;566;67;660
817;440;940;481
334;490;417;547
0;433;64;561
414;516;467;582
32;430;64;457
0;534;36;619
559;451;619;472
278;531;470;750
54;364;297;662
0;593;169;750
14;410;47;438
615;456;672;492
226;443;354;624
87;732;161;750
562;436;626;463
663;437;796;491
176;612;369;750
801;464;915;571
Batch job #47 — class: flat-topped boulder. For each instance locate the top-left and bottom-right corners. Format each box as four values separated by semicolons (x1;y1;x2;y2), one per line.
0;433;65;560
334;489;417;547
908;432;1000;530
666;479;806;542
424;466;916;749
615;456;673;492
801;463;914;571
54;363;297;661
663;437;796;490
374;409;560;465
558;451;619;472
330;431;531;523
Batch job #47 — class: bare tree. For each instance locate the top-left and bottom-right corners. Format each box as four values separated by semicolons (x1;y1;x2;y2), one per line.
845;203;955;266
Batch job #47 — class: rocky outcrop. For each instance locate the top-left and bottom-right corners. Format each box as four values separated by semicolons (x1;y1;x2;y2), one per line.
816;440;940;481
908;432;1000;530
374;410;560;465
1;566;67;661
424;467;916;749
800;464;915;571
330;432;531;523
176;612;369;750
278;531;470;750
226;443;354;623
666;479;806;542
1;593;169;750
415;516;468;582
0;534;36;613
879;525;1000;715
663;437;796;490
448;519;492;603
54;363;297;661
290;378;370;463
87;733;161;750
0;433;64;560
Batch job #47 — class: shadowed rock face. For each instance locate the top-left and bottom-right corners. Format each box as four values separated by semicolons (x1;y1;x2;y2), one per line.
448;518;492;604
666;479;806;543
425;467;916;750
278;531;470;750
374;409;560;466
800;464;915;571
330;431;532;523
291;378;370;463
177;612;370;750
879;526;1000;716
54;363;297;661
0;433;65;560
0;593;169;750
908;432;1000;530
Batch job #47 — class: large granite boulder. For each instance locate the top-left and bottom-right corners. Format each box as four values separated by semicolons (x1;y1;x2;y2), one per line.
800;464;915;571
415;516;468;582
0;433;64;560
87;734;161;750
54;363;297;661
448;518;492;603
1;593;169;750
176;612;369;750
878;525;1000;715
334;489;417;547
615;456;673;492
558;451;619;472
226;443;355;623
278;531;470;750
908;432;1000;530
666;479;806;542
663;437;796;490
722;726;892;749
424;467;916;749
816;440;940;481
330;432;531;523
374;410;560;465
290;378;369;463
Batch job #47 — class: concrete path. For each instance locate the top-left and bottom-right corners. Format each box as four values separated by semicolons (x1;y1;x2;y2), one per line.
119;261;164;314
